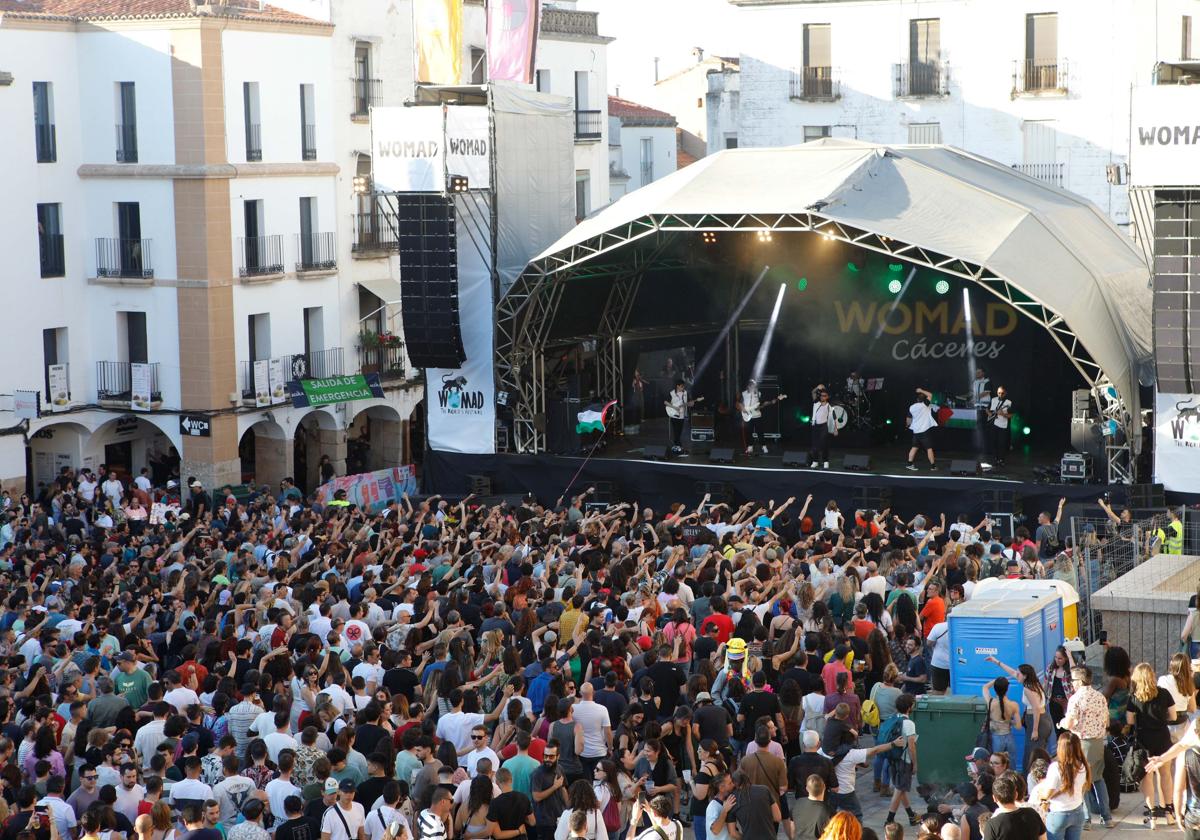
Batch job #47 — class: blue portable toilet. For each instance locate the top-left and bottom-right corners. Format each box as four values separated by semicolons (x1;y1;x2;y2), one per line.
948;596;1065;762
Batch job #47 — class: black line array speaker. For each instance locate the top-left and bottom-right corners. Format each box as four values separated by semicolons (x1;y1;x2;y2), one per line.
397;193;467;369
709;447;735;464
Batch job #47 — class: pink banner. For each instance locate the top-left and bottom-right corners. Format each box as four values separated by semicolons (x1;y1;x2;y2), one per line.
487;0;539;84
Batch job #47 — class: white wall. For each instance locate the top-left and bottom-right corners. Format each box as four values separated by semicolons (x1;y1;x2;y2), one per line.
707;68;740;154
618;124;677;189
729;0;1198;229
538;36;611;212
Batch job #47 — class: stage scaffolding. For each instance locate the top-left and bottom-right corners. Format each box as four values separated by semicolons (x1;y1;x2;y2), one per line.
496;212;1135;483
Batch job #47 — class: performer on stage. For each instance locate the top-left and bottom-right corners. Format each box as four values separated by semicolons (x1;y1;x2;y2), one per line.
983;385;1012;470
967;368;991;457
905;387;938;471
808;385;837;469
664;380;701;454
738;379;765;455
846;371;866;400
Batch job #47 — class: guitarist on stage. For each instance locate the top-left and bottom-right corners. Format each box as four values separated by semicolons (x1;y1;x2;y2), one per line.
664;380;702;455
736;379;787;456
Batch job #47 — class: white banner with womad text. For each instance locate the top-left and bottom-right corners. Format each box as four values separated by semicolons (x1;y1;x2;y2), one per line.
130;363;152;411
426;214;495;454
1131;86;1200;187
1155;391;1200;492
370;105;490;193
47;365;69;412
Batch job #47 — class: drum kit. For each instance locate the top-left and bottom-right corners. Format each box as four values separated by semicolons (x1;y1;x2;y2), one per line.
831;388;872;431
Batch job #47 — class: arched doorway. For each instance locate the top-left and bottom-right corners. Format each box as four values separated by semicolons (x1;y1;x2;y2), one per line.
238;419;288;488
27;421;89;496
294;410;341;493
88;416;176;486
347;405;403;475
409;400;426;469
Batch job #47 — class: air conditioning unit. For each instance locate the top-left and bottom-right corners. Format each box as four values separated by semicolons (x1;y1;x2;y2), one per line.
1105;163;1126;186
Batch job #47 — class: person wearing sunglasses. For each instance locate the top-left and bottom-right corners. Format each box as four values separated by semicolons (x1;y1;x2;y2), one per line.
462;727;499;781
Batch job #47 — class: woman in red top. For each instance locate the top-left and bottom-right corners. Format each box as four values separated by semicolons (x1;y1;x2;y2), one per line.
918;581;946;638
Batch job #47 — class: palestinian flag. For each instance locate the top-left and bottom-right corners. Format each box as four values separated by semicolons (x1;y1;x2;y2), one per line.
576;399;617;434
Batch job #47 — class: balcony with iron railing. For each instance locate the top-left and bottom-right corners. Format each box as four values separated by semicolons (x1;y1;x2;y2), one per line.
358;344;406;380
352;77;381;118
96;361;161;405
1013;58;1068;96
245;123;262;162
1012;162;1064;186
541;6;599;37
574;110;602;141
96;237;153;279
296;231;337;273
351;211;399;255
35;123;56;163
302;123;316;161
40;234;65;278
893;61;949;98
789;66;839;101
239;234;285;278
115;123;138;163
238;349;346;401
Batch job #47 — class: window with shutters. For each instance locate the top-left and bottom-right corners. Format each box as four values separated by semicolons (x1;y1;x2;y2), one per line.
1017;13;1066;94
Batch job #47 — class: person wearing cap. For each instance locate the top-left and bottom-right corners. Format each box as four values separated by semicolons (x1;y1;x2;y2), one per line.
321;779;367;840
711;637;749;703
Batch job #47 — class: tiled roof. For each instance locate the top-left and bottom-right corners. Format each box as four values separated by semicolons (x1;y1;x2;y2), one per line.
607;95;677;127
677;130;699;168
0;0;325;25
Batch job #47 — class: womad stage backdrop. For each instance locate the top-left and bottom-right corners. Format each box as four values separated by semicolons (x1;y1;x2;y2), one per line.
1155;392;1200;492
619;260;1076;443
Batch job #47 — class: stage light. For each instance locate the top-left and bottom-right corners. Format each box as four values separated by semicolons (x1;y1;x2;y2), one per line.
889;263;903;272
800;415;811;423
885;418;893;425
449;174;469;192
756;230;773;243
888;278;903;294
352;175;371;195
846;261;859;273
701;231;718;244
935;279;950;295
1022;426;1032;436
795;277;808;291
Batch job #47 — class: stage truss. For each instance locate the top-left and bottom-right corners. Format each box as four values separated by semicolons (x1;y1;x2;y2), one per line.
496;212;1135;483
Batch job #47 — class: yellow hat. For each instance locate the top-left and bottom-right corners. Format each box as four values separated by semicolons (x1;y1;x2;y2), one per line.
726;637;747;657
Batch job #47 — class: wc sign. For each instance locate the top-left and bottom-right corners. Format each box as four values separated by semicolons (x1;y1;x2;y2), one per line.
179;414;211;437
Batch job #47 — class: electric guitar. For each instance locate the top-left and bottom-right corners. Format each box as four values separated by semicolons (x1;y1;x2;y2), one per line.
665;395;704;420
738;393;787;423
986;400;1012;422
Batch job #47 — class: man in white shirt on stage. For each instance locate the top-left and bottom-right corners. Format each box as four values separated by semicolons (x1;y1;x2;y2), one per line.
905;387;939;472
982;385;1013;471
808;385;836;470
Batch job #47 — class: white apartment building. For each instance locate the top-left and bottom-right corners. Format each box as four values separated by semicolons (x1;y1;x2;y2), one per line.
535;1;613;218
633;50;739;162
719;0;1200;230
607;96;678;201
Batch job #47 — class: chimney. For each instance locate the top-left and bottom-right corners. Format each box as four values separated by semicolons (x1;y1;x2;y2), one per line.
654;57;660;83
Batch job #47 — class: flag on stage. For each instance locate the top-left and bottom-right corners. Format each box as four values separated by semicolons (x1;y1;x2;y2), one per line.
487;0;540;84
576;399;617;434
414;0;463;84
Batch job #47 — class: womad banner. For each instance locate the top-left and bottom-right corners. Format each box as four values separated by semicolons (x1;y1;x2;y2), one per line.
314;465;419;513
1154;391;1200;492
371;105;491;193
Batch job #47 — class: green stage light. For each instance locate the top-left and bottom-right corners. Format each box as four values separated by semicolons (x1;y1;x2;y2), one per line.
1022;426;1031;436
888;278;903;294
796;277;808;291
889;263;903;272
800;415;811;423
846;262;859;273
885;418;893;425
935;279;950;295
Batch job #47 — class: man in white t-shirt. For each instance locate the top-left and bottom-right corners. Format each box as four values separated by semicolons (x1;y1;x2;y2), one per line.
164;671;201;712
320;779;366;840
435;690;487;752
573;683;612;778
461;726;500;779
927;621;952;695
77;472;98;504
905;387;938;472
101;474;125;506
884;693;920;827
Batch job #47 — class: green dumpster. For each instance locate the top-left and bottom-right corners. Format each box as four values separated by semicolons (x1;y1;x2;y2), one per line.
911;694;988;785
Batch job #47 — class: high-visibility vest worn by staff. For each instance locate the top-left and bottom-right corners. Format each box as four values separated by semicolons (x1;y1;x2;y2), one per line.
1166;518;1185;554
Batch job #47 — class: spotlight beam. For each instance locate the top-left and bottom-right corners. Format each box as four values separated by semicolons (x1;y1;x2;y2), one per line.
750;282;788;385
692;265;771;383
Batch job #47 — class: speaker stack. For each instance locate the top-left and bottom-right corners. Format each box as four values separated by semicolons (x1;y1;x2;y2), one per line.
397;193;467;369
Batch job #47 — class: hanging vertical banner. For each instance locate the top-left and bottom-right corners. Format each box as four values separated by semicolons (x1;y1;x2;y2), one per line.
487;0;539;84
130;363;152;411
414;0;462;84
268;358;287;404
253;360;271;408
47;365;69;412
1154;391;1200;492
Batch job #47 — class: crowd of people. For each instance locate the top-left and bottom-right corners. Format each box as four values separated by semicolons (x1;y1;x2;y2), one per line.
0;465;1193;840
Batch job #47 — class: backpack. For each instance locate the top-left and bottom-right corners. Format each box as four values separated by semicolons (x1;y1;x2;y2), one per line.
876;714;908;762
602;794;621;832
861;698;881;728
1120;738;1149;788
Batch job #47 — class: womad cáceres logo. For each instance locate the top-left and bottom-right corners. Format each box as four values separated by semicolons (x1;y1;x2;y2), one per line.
1168;397;1200;447
437;373;486;414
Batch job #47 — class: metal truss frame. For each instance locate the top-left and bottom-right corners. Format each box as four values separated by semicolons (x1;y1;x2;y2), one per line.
496;212;1134;480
